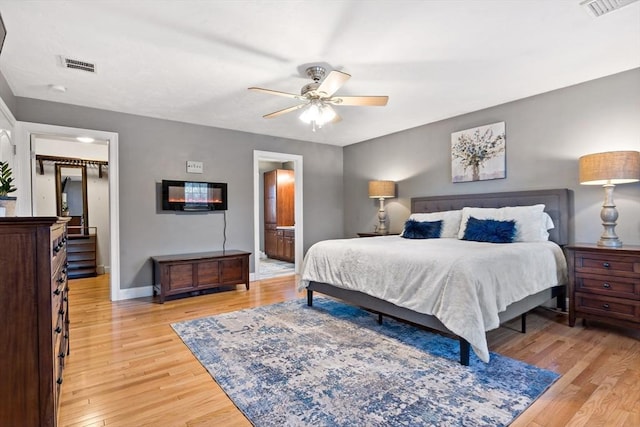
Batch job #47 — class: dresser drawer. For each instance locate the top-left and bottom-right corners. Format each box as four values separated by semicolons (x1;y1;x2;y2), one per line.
51;269;66;293
52;291;64;328
575;274;639;300
575;292;640;323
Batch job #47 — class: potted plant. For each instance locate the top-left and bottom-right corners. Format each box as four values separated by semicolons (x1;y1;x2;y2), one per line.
0;160;17;216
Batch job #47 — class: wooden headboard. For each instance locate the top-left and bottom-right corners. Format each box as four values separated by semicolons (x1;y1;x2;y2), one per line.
411;189;572;245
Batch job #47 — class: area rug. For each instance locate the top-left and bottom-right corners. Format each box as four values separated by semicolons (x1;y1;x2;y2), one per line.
171;298;559;426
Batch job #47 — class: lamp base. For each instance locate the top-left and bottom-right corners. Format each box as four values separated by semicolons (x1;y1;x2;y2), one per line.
377;198;388;234
597;237;622;248
597;184;622;248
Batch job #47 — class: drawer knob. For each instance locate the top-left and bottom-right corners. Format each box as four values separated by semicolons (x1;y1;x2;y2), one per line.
59;352;66;359
59;309;65;315
602;303;610;309
56;378;63;385
602;262;610;268
602;283;611;289
55;326;62;334
53;289;61;296
57;277;65;284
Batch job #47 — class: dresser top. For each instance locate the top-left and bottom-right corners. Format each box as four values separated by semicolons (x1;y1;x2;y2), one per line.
0;216;70;226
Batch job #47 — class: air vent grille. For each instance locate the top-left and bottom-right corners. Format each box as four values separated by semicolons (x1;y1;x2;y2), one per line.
581;0;640;17
60;56;96;73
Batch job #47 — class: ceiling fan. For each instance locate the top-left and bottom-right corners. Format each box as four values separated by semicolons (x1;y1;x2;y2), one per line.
249;66;388;131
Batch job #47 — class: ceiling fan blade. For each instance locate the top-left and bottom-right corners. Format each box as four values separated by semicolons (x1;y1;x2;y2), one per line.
249;87;302;99
331;96;389;106
263;103;306;119
317;70;351;97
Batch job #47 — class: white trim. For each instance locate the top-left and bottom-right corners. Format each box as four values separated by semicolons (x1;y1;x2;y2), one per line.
0;95;16;127
14;122;121;301
253;150;303;278
118;285;153;300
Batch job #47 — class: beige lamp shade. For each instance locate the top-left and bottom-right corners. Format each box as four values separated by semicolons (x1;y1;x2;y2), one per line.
368;180;395;199
579;151;640;185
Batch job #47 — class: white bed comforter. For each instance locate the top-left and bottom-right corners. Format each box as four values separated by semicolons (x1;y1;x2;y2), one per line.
298;236;568;362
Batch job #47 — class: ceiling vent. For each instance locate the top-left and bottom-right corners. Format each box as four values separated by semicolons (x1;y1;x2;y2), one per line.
580;0;640;17
59;56;96;73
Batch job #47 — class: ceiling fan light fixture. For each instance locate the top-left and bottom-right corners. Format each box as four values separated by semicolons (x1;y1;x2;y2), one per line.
299;101;319;124
299;100;336;131
250;65;387;129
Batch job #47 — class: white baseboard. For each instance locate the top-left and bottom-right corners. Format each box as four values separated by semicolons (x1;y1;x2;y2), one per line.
114;274;256;301
116;285;154;301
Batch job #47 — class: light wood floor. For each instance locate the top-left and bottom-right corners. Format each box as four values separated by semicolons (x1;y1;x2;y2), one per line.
59;275;640;426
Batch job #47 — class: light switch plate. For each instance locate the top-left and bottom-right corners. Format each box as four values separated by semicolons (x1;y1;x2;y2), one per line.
186;160;203;174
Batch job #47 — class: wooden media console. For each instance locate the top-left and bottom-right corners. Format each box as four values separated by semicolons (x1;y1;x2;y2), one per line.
152;250;250;303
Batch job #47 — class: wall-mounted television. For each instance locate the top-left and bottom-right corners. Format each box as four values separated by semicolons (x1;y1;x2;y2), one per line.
162;180;227;211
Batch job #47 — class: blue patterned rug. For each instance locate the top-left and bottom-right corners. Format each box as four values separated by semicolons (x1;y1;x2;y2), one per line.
171;298;559;426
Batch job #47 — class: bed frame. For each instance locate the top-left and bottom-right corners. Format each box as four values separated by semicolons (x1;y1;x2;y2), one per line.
306;188;572;365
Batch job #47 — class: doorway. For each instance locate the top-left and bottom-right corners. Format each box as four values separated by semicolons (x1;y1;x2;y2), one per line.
253;150;303;279
15;122;120;301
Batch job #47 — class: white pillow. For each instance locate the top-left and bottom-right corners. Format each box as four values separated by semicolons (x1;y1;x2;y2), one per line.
403;210;462;238
540;212;555;241
457;204;551;242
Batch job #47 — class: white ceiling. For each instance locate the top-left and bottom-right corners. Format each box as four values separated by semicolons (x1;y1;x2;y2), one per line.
0;1;638;147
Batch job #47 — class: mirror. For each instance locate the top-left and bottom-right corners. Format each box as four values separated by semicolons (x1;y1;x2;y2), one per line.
56;164;88;235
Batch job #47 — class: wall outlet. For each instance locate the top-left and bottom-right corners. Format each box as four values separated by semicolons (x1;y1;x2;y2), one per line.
186;160;203;174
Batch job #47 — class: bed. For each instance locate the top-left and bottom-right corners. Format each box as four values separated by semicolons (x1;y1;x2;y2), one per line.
299;188;572;365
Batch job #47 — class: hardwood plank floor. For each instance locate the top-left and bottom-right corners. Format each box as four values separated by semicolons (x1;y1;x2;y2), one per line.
59;275;640;426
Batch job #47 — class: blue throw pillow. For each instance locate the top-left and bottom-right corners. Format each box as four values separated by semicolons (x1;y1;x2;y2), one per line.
402;219;442;239
462;216;516;243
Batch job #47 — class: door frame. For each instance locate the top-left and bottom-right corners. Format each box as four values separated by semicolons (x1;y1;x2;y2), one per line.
15;121;121;301
253;150;303;278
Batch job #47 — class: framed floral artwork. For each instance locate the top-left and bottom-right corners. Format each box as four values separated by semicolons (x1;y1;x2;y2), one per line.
451;122;506;183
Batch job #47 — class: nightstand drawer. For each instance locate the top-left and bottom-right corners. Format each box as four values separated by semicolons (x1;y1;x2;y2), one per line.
575;292;640;323
575;274;640;300
574;252;639;275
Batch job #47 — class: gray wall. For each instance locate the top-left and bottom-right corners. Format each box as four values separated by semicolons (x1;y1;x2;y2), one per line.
344;68;640;245
0;69;16;116
14;99;344;288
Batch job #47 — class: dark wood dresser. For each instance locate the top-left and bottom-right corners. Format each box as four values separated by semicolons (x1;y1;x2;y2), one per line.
566;243;640;331
0;217;70;426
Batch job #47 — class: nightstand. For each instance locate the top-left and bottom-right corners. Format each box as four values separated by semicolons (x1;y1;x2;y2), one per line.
565;243;640;330
357;232;400;237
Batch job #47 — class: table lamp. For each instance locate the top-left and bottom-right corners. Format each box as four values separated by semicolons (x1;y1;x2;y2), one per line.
579;150;640;247
368;180;396;234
